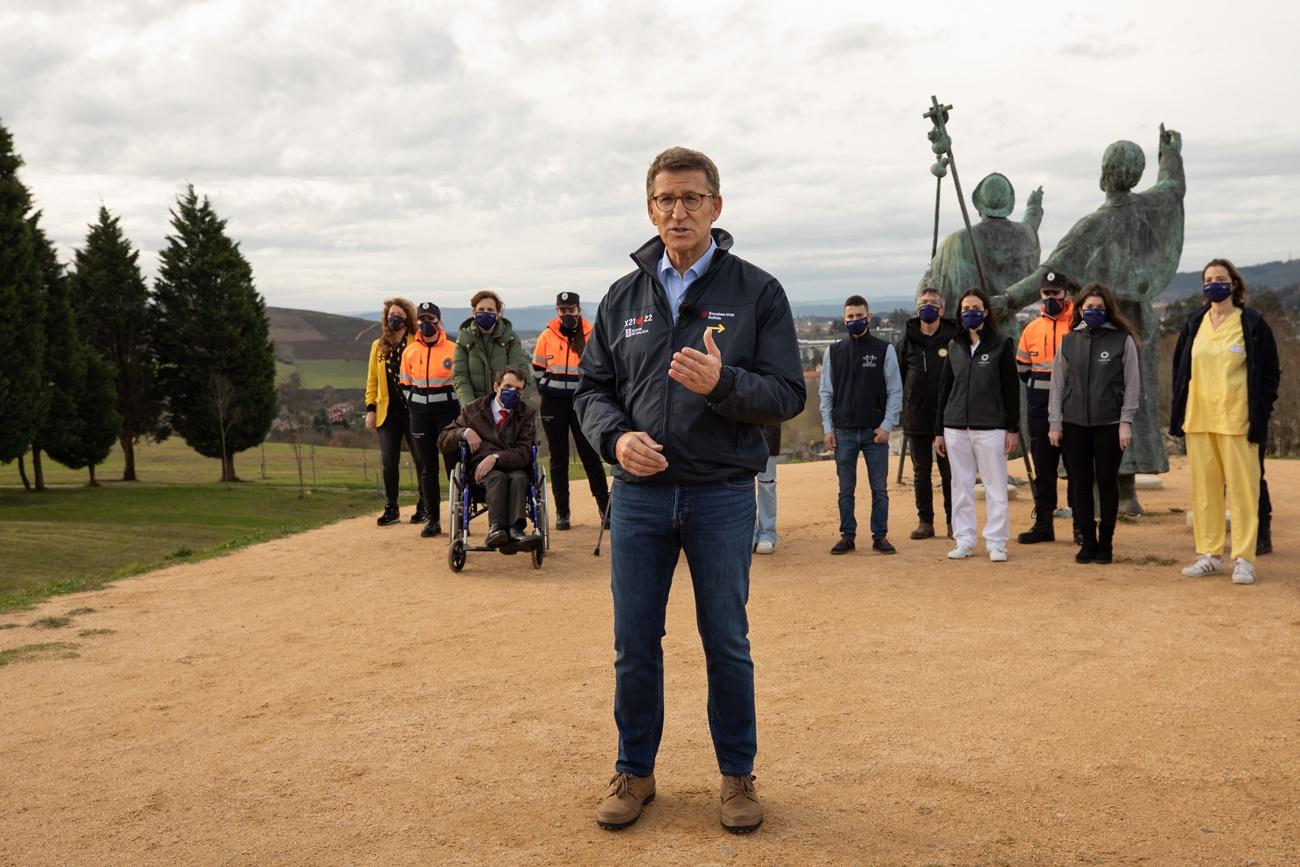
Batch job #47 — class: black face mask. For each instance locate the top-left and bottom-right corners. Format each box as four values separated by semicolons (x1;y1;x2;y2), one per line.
1042;297;1065;317
560;314;580;333
387;316;406;331
418;320;438;340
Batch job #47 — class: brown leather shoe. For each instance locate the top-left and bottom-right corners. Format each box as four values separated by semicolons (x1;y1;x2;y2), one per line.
910;522;935;540
595;772;655;830
720;774;763;833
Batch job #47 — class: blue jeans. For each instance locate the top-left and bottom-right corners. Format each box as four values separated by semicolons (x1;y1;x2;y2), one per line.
753;456;777;546
610;479;757;777
835;427;890;541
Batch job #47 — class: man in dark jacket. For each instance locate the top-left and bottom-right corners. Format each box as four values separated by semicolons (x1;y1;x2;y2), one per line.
576;147;805;835
437;365;539;550
896;287;959;540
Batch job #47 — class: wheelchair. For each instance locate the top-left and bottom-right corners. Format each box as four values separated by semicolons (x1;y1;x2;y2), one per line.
447;440;549;572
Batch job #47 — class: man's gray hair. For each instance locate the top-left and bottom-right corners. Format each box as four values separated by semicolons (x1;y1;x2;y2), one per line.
645;147;721;197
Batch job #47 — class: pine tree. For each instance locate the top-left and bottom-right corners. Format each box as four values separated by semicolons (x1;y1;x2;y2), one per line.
72;206;166;481
151;186;276;482
28;214;78;490
0;121;46;475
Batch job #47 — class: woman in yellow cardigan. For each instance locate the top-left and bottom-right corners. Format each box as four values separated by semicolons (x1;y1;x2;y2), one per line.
365;296;425;526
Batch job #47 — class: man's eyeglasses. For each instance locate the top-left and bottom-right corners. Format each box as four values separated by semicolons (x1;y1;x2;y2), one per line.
650;193;715;213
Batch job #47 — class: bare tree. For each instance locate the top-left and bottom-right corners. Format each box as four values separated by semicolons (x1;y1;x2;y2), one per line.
207;373;242;482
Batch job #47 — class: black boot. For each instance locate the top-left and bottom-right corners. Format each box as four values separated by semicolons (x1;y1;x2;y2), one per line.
410;499;428;524
376;505;401;526
1095;523;1113;564
420;519;442;538
1256;519;1272;556
1018;521;1055;544
1075;522;1098;563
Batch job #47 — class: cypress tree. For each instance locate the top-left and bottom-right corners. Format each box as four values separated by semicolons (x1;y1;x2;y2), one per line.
71;206;166;481
44;348;122;486
0;121;46;473
28;214;78;490
151;186;276;482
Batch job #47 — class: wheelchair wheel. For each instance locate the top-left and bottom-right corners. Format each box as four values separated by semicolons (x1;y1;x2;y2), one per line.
531;546;543;570
536;468;550;551
449;540;466;573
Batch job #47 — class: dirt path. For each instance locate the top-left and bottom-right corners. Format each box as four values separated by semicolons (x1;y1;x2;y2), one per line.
2;458;1298;866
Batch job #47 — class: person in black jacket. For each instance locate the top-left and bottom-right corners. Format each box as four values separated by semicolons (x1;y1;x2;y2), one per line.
1047;283;1141;565
1169;258;1280;585
576;147;805;835
935;287;1020;562
896;287;959;540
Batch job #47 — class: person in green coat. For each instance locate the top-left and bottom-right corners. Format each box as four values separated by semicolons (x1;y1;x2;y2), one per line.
453;289;529;406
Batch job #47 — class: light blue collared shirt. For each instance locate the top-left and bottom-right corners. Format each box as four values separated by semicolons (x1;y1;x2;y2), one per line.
657;238;717;319
819;341;903;434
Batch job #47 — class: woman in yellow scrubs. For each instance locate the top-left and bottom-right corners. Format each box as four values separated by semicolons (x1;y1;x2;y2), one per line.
1169;259;1280;585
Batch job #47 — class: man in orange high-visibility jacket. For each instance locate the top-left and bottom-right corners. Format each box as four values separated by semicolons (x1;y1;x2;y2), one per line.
1016;270;1077;544
532;292;610;530
402;302;461;538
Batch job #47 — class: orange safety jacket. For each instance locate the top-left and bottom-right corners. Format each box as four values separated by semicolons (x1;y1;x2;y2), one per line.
531;317;592;398
400;329;458;411
1016;300;1073;414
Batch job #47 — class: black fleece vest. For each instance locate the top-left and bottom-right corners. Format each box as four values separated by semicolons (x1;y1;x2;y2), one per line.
830;333;889;430
1059;327;1129;427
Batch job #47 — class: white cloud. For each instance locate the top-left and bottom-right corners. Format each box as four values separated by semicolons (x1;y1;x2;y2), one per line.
2;0;1298;313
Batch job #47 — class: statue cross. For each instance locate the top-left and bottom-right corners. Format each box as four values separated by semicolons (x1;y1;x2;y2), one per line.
923;97;952;133
920;94;988;297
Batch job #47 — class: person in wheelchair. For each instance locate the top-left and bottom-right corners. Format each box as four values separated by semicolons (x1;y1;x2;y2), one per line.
437;365;541;551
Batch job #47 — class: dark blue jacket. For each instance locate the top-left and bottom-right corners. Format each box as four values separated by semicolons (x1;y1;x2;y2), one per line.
576;229;806;484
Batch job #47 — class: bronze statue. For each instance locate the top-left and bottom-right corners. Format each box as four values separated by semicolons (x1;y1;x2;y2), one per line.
919;172;1044;342
1001;125;1185;503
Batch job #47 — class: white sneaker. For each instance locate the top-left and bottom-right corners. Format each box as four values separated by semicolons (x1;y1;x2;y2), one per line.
947;544;974;559
754;540;775;555
989;548;1007;562
1231;558;1256;585
1181;554;1224;578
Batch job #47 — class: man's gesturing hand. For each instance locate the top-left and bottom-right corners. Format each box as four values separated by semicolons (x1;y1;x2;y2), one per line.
668;327;723;396
615;431;668;477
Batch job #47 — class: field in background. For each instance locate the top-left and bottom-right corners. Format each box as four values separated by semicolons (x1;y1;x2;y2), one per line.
275;358;368;390
0;484;378;612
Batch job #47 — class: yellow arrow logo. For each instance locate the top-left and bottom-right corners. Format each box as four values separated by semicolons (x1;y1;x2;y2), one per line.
707;323;726;333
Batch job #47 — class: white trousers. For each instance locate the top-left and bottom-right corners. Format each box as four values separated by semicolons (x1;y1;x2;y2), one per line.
944;427;1009;551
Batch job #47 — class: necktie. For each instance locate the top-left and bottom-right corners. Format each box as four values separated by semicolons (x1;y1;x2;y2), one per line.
497;409;509;428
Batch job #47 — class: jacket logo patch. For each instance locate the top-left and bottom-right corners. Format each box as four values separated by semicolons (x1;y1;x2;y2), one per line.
699;309;736;320
623;311;655;338
443;358;453;369
861;354;878;368
980;353;990;362
938;347;948;357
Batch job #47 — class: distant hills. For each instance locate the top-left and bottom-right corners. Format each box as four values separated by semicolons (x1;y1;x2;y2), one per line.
1158;258;1300;302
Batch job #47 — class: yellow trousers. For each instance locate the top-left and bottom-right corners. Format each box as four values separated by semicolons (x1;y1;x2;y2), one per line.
1186;432;1260;562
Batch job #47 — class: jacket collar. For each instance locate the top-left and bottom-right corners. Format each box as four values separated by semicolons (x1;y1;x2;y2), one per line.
1073;320;1120;332
631;227;734;281
546;316;592;340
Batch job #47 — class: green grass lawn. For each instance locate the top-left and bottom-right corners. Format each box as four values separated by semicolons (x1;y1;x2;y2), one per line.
24;437;595;491
276;358;369;389
0;484;379;612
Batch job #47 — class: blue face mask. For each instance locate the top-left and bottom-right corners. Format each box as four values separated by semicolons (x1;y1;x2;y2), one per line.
960;309;985;330
498;387;520;410
917;304;940;323
1081;307;1108;329
1203;281;1233;303
475;311;498;331
845;318;869;336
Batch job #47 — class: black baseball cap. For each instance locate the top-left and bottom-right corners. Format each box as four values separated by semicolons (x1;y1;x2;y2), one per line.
1039;271;1070;292
556;291;580;306
416;302;441;319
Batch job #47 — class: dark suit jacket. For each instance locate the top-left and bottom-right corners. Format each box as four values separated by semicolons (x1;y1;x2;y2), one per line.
437;394;537;470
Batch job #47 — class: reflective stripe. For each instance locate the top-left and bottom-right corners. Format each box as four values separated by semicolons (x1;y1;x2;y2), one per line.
407;392;453;404
541;379;579;391
1028;379;1053;391
403;375;453;387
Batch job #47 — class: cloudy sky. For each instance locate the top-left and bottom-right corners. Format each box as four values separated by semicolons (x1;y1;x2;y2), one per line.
3;0;1297;313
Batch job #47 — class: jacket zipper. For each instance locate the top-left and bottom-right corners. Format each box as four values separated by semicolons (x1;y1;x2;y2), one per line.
1085;330;1094;427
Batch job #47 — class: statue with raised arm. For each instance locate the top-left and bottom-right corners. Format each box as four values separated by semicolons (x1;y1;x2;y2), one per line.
919;172;1043;343
1001;125;1185;493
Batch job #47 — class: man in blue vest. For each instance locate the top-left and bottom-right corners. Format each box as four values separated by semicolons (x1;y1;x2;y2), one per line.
820;296;903;555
